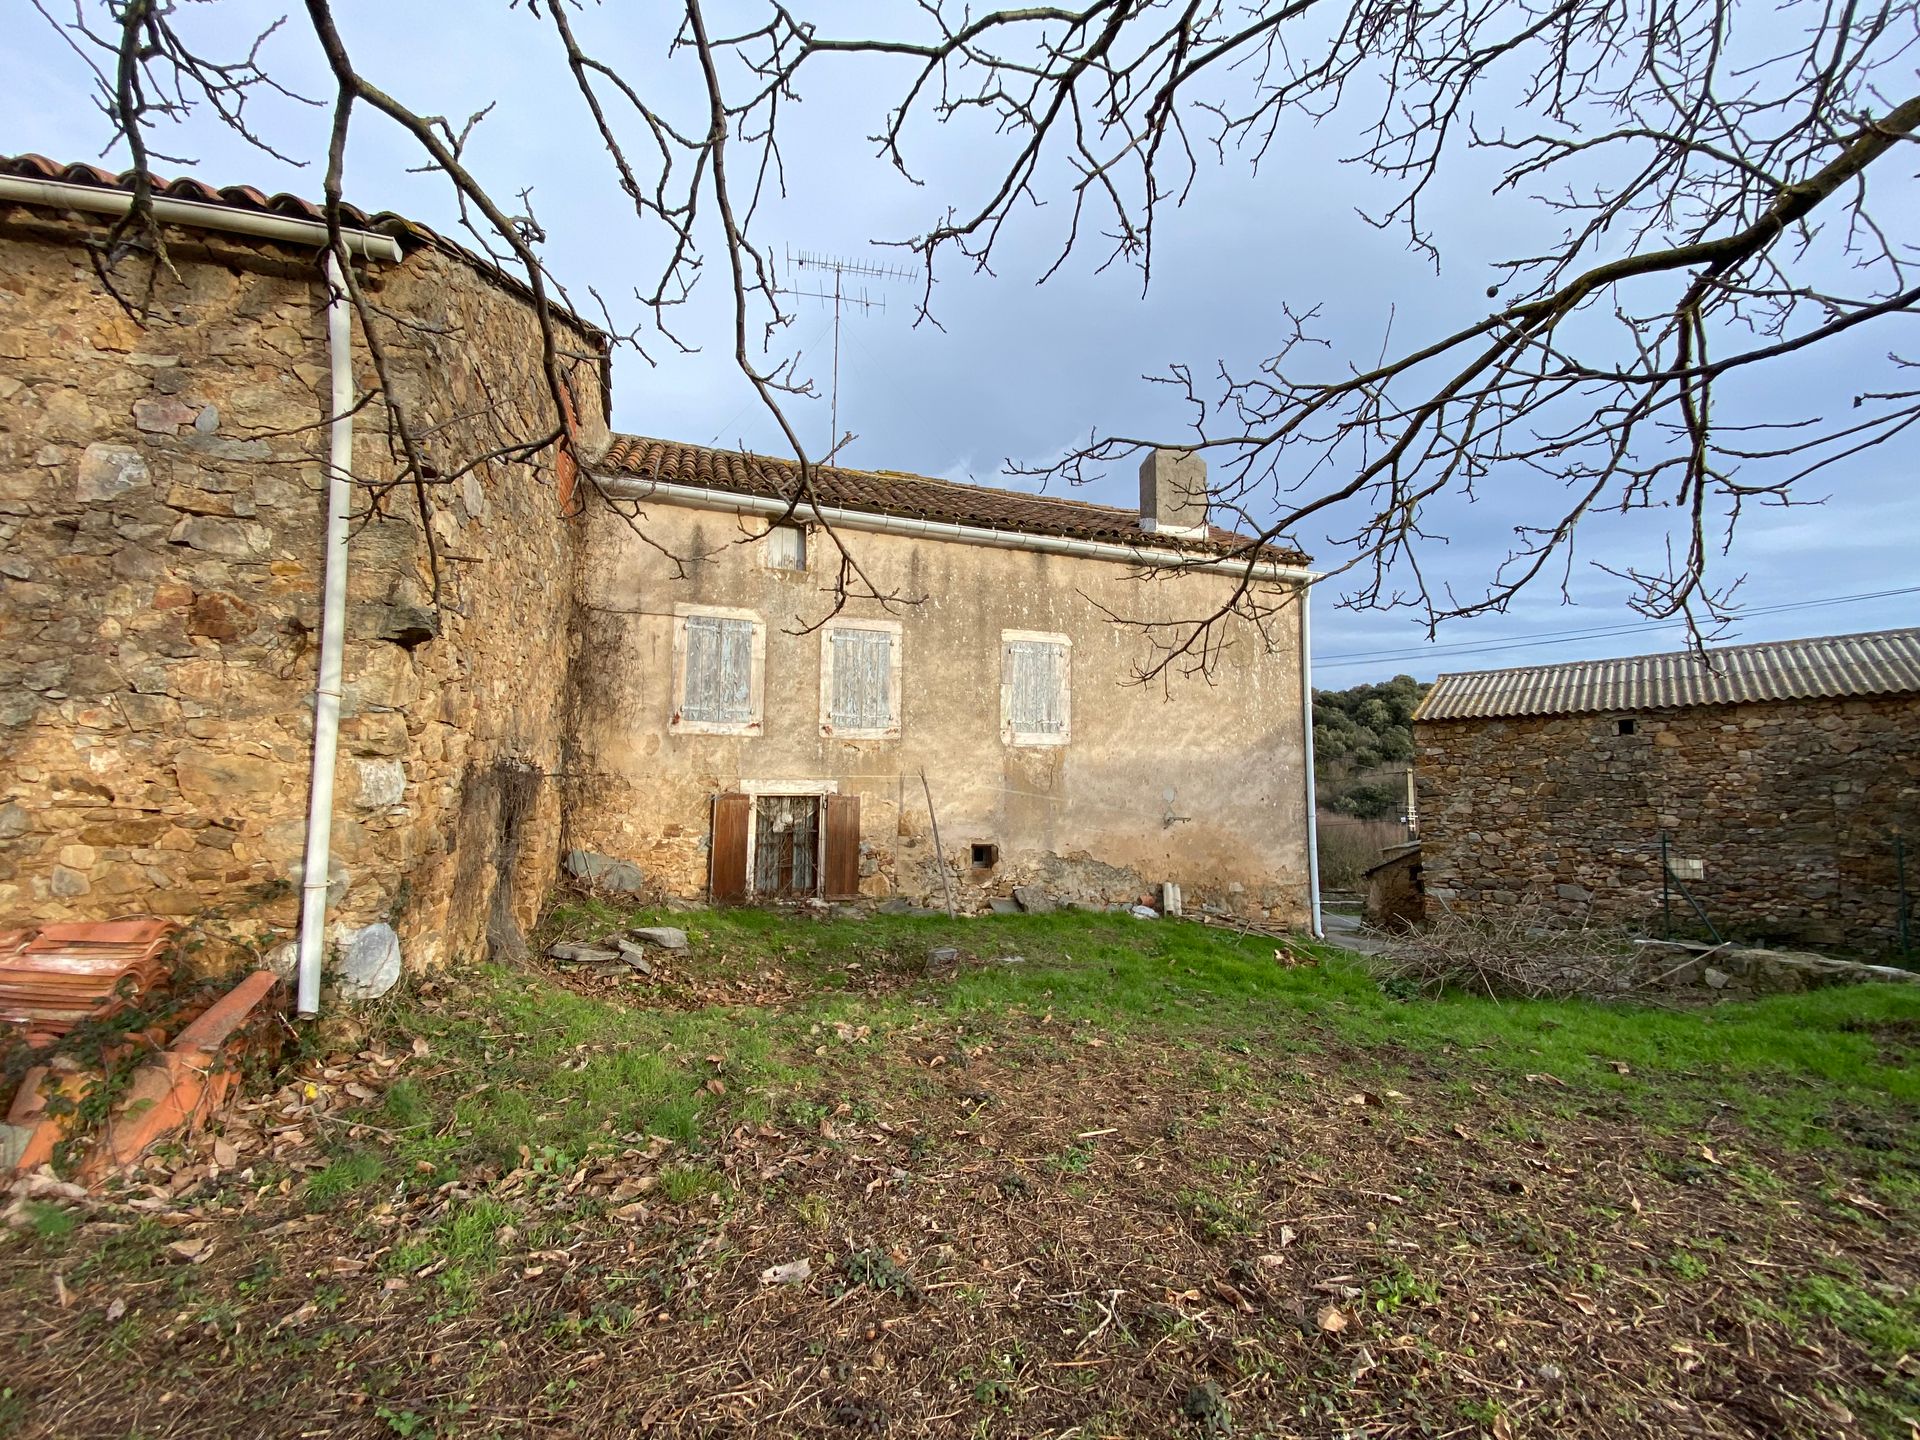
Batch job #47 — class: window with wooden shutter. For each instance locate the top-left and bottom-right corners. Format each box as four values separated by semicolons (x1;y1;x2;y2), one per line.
763;524;807;571
1001;632;1071;745
672;606;764;734
710;792;751;903
823;794;861;898
819;621;902;738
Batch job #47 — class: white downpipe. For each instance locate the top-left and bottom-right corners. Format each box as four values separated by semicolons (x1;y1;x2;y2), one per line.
295;252;356;1018
0;174;403;263
1300;578;1323;938
595;475;1314;585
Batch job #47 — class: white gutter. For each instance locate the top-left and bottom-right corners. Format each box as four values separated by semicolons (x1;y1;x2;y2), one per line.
594;475;1314;584
0;174;404;263
1300;578;1323;938
295;251;356;1018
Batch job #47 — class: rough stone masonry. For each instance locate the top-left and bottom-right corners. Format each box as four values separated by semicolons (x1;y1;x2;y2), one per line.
1415;693;1920;954
0;200;608;976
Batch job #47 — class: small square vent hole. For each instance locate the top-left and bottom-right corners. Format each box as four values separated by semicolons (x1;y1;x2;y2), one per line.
970;843;999;871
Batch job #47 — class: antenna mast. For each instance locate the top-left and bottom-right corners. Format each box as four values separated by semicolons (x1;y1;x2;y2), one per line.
778;247;913;462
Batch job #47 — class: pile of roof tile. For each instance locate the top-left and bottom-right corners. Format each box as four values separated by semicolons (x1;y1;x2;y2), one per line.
0;919;175;1045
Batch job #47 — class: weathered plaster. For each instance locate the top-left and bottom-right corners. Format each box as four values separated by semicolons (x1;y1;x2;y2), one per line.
569;495;1312;921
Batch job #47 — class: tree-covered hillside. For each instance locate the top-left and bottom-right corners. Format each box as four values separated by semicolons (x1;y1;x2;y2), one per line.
1313;675;1429;819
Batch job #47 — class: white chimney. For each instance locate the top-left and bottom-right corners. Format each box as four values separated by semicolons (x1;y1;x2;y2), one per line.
1138;448;1209;537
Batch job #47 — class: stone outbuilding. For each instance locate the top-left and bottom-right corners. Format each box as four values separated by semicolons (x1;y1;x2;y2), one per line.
1362;841;1424;931
1413;628;1920;953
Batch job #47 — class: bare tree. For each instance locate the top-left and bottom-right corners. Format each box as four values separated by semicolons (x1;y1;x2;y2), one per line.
35;0;1920;665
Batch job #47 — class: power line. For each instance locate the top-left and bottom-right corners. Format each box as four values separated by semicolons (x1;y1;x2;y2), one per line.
1313;584;1920;673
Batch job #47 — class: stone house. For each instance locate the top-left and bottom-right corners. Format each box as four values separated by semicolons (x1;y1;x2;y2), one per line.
0;154;1318;1005
1414;628;1920;952
570;439;1316;918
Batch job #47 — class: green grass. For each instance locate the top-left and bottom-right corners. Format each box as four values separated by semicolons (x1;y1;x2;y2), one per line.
20;1201;80;1242
307;1150;389;1205
310;908;1920;1210
1792;1273;1920;1361
656;1163;725;1205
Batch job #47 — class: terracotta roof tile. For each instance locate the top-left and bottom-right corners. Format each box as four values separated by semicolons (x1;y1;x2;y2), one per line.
596;435;1308;563
0;917;174;1040
1415;626;1920;721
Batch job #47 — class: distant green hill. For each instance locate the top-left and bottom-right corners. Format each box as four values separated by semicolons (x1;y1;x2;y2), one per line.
1313;675;1429;820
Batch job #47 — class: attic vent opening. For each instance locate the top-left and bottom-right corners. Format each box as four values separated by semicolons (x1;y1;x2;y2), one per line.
1617;717;1637;736
765;524;806;571
970;842;999;871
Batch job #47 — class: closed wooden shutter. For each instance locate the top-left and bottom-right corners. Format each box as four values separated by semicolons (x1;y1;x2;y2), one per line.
1006;639;1067;735
822;793;861;899
829;628;894;731
710;792;751;904
683;616;755;723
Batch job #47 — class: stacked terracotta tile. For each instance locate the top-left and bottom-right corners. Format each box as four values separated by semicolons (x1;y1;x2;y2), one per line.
0;919;174;1045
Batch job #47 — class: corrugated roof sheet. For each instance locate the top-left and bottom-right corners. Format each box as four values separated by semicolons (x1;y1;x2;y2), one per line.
1414;627;1920;721
596;435;1309;563
0;153;606;343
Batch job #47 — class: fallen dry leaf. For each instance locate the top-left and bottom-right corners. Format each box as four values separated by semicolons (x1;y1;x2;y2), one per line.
760;1258;812;1286
1316;1304;1351;1333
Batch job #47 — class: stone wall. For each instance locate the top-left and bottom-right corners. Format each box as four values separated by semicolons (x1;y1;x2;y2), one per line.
567;494;1313;922
1415;695;1920;953
0;206;605;978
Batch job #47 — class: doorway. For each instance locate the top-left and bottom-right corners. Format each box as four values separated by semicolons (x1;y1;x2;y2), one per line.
752;794;820;897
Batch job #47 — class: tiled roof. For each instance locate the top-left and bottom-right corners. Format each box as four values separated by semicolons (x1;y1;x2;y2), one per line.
596;435;1309;563
0;153;605;343
1415;626;1920;721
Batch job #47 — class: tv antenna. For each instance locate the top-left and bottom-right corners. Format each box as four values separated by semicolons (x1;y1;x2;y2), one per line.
777;247;913;463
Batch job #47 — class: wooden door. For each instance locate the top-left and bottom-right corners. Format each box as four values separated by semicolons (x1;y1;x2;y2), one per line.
823;793;861;899
710;792;750;904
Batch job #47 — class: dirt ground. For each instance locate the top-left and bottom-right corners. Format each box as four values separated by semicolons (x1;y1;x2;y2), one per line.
2;913;1916;1439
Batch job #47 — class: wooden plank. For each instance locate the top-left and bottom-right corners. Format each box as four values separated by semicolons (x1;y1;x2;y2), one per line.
710;792;751;904
822;793;861;899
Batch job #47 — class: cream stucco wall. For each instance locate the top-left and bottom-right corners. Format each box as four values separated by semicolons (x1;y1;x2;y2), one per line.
570;493;1311;922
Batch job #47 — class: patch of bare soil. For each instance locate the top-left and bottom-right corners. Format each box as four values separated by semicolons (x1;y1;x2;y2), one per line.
2;1007;1914;1438
1843;1016;1920;1068
539;942;998;1011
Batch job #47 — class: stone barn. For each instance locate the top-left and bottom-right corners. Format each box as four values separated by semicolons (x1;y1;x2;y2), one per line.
1413;628;1920;953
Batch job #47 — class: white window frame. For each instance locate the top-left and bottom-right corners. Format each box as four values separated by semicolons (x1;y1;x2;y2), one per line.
819;619;904;740
739;779;841;895
670;603;765;736
761;522;809;572
1000;629;1072;747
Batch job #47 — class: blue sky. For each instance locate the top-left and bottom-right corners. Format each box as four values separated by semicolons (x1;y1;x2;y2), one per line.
6;2;1914;687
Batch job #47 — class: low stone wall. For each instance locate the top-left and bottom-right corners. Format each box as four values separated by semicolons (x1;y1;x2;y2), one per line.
1415;694;1920;954
1635;943;1920;997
